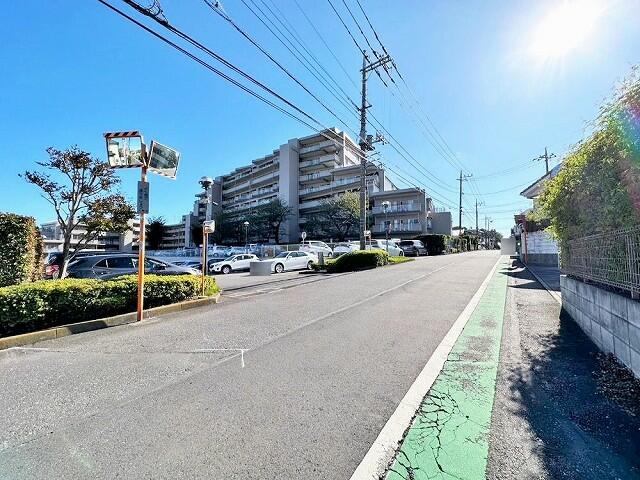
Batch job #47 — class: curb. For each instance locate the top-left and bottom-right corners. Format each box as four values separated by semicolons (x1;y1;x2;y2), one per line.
0;293;221;351
524;265;562;305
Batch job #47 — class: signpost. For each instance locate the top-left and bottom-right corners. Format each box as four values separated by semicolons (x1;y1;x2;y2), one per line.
201;220;215;296
301;231;307;247
104;131;181;321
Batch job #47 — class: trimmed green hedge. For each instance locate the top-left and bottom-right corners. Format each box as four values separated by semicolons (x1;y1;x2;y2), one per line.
0;213;43;286
327;249;389;273
0;275;218;338
414;234;449;255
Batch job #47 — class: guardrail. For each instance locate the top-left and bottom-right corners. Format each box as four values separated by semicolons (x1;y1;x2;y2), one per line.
561;225;640;299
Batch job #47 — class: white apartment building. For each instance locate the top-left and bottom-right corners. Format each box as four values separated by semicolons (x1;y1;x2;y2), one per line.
41;219;140;253
160;128;451;247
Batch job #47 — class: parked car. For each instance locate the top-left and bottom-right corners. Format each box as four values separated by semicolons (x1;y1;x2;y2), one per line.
368;239;404;256
65;254;200;279
210;254;259;274
44;250;112;279
333;241;360;257
398;240;428;256
172;260;203;270
271;251;317;273
300;240;333;258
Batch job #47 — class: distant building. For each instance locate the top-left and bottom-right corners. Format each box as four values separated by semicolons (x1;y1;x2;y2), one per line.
514;163;562;265
157;127;454;247
41;219;140;253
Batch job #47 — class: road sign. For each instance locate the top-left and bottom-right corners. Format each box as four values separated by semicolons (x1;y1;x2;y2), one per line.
203;220;215;234
301;231;307;241
104;132;144;168
137;181;149;214
364;230;371;237
148;141;180;179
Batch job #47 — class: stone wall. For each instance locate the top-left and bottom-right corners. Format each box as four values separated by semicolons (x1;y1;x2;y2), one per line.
561;275;640;378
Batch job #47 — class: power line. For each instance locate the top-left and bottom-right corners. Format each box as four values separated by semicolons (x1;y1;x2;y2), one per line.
97;0;369;165
202;0;357;138
292;0;358;90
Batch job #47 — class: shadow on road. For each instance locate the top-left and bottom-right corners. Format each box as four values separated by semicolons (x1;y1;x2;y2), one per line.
489;262;640;479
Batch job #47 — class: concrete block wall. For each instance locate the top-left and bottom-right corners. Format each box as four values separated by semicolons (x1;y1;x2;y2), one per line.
561;275;640;378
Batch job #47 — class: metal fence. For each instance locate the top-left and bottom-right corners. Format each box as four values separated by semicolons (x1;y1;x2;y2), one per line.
561;225;640;298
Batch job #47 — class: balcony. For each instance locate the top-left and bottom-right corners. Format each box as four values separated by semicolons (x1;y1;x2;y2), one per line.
299;140;338;155
299;171;332;183
298;154;339;171
371;203;421;214
374;223;423;233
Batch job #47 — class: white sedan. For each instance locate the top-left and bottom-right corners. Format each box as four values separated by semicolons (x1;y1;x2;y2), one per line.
210;254;259;274
299;240;333;258
368;239;404;256
333;241;360;257
271;251;317;273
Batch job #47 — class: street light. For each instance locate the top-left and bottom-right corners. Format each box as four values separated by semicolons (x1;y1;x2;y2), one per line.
243;221;249;253
199;176;214;295
382;201;390;253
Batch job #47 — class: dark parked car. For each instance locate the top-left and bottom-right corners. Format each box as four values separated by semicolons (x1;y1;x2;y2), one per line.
44;250;111;279
65;254;200;279
398;240;428;257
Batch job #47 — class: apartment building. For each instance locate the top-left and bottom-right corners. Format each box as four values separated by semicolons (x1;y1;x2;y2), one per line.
158;127;451;247
369;189;453;238
180;128;390;244
41;219;140;253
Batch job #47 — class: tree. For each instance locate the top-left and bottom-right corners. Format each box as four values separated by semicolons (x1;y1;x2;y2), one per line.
23;146;135;277
531;66;640;244
307;192;360;241
146;216;166;250
250;199;292;244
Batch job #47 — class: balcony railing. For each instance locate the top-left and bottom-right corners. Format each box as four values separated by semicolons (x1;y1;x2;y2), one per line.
371;204;421;214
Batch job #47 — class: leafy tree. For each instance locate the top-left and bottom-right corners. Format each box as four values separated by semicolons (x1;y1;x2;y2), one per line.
209;210;240;245
306;192;360;241
23;146;135;276
535;68;640;243
249;198;292;244
146;216;166;250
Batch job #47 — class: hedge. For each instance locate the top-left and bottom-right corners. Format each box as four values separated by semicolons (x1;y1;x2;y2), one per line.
414;234;448;255
326;249;389;273
0;275;218;338
0;213;43;287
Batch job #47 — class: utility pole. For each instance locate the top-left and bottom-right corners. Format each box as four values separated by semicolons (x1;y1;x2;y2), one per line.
359;51;393;250
457;170;472;231
475;199;484;242
535;147;556;175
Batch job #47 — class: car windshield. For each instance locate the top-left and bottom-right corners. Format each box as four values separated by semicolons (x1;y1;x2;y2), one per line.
399;241;413;246
223;256;236;261
275;252;289;258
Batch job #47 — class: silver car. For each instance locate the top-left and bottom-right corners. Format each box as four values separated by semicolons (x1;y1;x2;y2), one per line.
66;254;200;279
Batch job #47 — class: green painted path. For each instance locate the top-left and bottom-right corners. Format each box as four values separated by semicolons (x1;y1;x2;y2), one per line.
386;258;509;480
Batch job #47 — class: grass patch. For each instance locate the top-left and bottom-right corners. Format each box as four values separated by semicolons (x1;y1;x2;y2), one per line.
388;256;414;265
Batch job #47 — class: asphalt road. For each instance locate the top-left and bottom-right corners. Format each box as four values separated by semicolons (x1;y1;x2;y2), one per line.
0;251;499;479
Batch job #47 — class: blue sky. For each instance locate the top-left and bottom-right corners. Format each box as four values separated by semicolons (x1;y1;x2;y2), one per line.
1;0;639;235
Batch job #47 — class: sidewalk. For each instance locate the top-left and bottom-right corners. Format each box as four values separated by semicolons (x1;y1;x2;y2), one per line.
488;260;640;479
379;258;640;479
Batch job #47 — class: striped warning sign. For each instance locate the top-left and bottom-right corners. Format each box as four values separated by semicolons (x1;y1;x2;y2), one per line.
104;131;141;139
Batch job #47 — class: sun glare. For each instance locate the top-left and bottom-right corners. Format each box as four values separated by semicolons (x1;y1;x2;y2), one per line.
530;0;604;60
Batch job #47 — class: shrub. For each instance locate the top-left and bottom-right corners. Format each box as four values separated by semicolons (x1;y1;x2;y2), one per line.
414;234;448;255
535;66;640;242
0;213;43;286
0;275;218;338
326;249;389;273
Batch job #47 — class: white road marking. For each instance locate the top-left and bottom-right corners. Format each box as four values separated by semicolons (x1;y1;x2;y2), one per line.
349;255;503;480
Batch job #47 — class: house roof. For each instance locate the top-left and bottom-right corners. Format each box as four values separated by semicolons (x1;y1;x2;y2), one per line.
520;162;563;199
